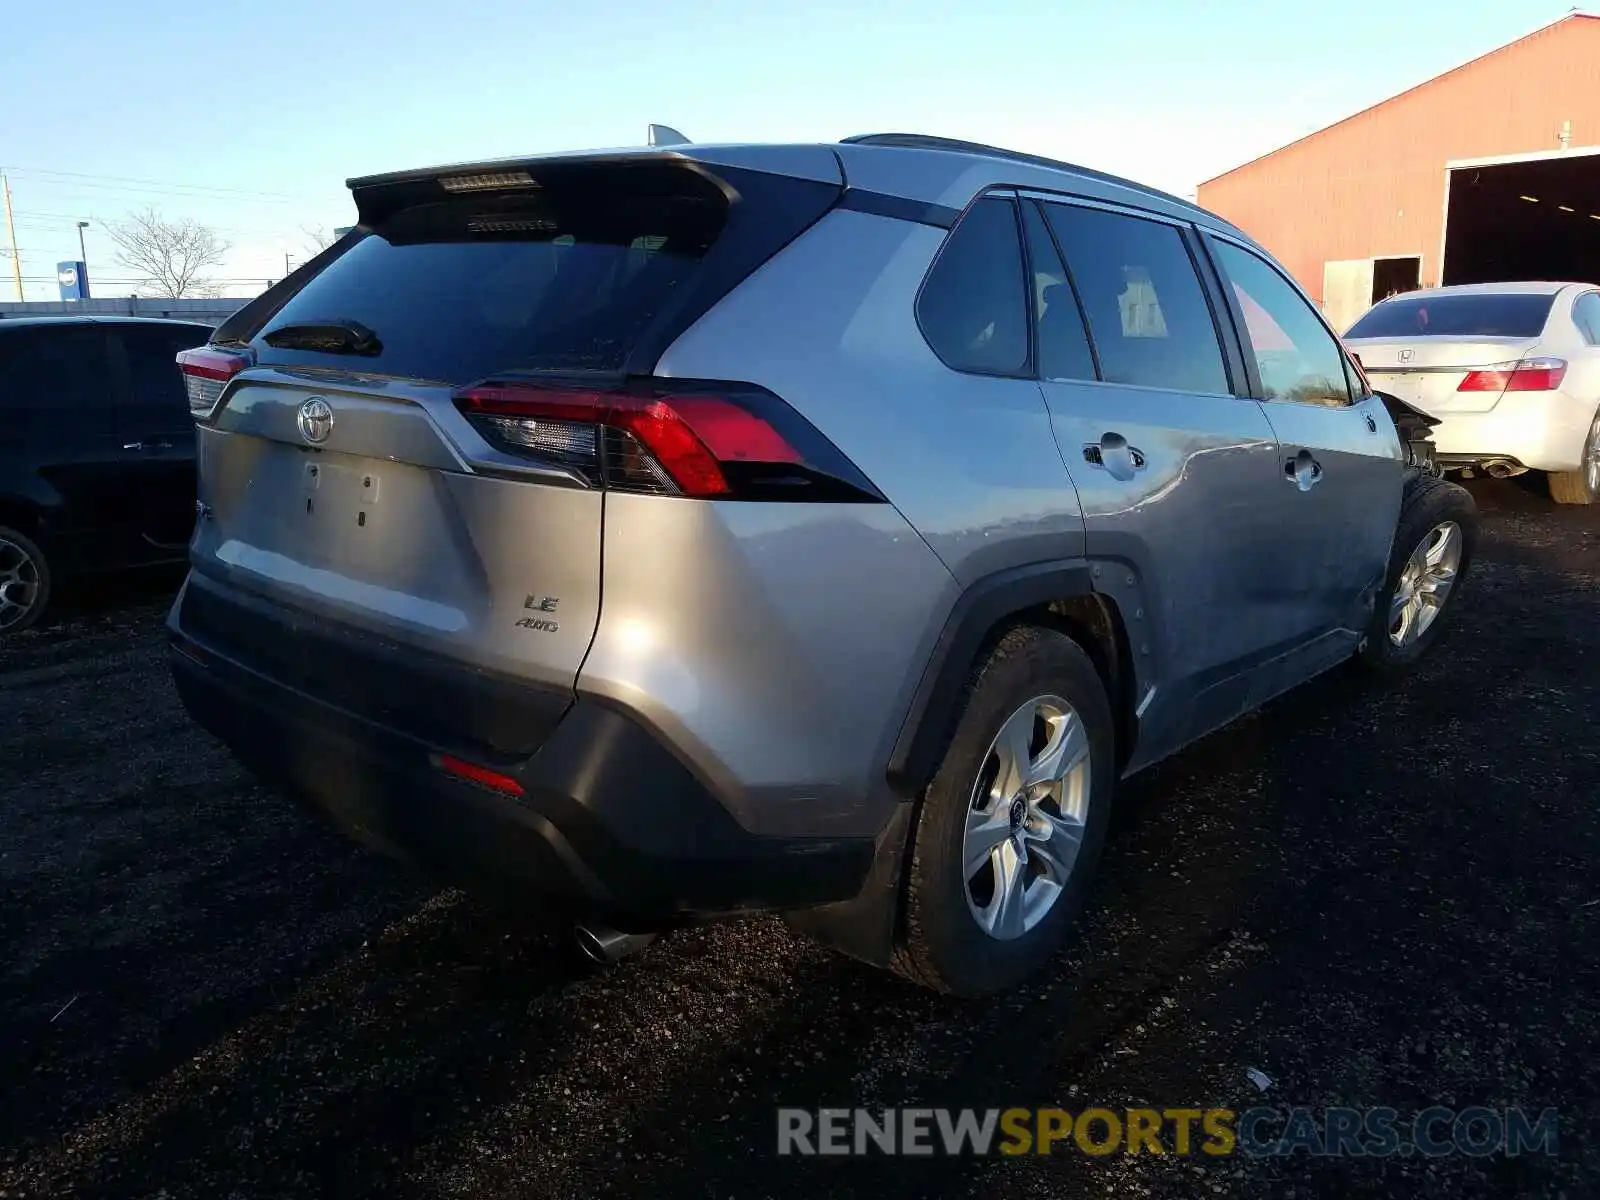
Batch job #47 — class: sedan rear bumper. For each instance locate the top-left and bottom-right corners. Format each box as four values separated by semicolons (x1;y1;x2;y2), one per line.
1427;390;1596;473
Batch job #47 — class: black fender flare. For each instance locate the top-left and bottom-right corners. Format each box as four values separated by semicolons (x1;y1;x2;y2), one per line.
886;559;1097;800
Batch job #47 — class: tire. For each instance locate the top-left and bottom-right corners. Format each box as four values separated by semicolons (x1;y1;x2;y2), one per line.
0;525;51;637
892;625;1115;996
1547;410;1599;504
1357;475;1477;674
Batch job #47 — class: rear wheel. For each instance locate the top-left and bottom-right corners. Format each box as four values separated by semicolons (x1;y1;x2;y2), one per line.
0;525;50;636
1546;409;1600;505
892;626;1114;996
1358;476;1477;673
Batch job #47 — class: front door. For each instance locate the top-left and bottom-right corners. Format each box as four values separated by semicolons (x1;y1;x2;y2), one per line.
1203;234;1404;647
1023;197;1290;767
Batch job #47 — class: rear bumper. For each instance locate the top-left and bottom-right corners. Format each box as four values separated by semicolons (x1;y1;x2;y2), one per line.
1429;391;1596;473
167;582;874;924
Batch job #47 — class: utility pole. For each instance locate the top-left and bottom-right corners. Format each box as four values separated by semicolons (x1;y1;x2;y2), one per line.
1;172;22;301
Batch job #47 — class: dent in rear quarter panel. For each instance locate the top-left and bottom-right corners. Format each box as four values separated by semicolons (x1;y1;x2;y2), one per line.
653;208;1089;585
579;494;958;839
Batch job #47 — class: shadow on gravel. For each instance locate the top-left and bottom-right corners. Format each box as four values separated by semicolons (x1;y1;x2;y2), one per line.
2;481;1596;1199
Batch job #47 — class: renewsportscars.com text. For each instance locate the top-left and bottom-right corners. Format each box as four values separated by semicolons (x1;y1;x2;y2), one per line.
776;1106;1559;1158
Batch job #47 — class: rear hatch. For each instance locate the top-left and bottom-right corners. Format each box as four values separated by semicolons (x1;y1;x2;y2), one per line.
181;152;842;748
1345;291;1557;414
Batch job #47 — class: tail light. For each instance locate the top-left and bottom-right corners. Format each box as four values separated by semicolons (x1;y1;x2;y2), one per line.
1458;357;1567;393
176;347;250;419
453;378;883;502
433;753;525;798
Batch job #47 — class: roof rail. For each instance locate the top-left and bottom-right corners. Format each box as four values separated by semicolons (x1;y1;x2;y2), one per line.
839;133;1198;212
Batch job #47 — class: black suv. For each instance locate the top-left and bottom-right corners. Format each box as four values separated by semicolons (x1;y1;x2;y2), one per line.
0;316;212;634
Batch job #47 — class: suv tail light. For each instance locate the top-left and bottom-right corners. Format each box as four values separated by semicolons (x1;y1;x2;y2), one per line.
176;347;250;419
452;378;883;502
1458;357;1567;393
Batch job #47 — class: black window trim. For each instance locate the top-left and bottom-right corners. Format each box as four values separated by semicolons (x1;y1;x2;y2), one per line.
1199;229;1362;408
1019;197;1102;383
913;189;1036;381
1021;189;1243;399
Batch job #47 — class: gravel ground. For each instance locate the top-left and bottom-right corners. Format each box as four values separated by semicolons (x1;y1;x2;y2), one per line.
1;477;1596;1199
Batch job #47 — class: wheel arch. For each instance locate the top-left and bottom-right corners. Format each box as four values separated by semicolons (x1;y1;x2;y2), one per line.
786;560;1140;970
0;494;46;538
886;560;1139;800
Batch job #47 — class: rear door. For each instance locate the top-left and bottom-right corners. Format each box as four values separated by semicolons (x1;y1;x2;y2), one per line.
108;322;209;553
1204;234;1402;642
0;325;134;570
1024;196;1290;765
1343;291;1557;415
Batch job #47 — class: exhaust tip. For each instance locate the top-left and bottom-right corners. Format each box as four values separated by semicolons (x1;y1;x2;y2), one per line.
574;925;656;965
1479;459;1527;480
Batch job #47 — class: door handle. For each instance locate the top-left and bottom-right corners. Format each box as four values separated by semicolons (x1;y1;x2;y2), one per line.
121;440;173;452
1284;449;1324;491
1082;433;1147;482
122;441;144;451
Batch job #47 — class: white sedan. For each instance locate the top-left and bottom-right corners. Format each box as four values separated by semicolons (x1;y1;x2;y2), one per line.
1344;282;1600;504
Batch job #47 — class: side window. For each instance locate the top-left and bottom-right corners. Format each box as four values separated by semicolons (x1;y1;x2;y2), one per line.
1020;201;1096;383
120;326;208;413
1210;240;1353;408
1574;293;1600;345
1042;202;1230;394
0;328;113;414
917;197;1030;376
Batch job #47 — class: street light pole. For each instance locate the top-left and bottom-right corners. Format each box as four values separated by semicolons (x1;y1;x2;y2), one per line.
76;221;88;265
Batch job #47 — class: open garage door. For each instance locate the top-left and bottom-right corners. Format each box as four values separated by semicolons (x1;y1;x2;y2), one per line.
1444;148;1600;286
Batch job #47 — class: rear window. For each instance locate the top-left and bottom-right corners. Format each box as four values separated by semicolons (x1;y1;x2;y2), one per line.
1345;293;1555;339
250;168;730;383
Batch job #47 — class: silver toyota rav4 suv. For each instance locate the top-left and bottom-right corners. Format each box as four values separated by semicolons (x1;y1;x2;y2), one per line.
168;134;1476;995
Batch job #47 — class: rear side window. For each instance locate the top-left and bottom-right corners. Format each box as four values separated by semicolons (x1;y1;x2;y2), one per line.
120;325;210;411
1573;293;1600;345
251;167;732;383
1020;201;1096;383
917;197;1030;376
1042;203;1229;394
0;327;113;414
1345;293;1555;339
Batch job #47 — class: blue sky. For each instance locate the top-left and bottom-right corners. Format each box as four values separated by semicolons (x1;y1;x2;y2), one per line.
0;0;1565;300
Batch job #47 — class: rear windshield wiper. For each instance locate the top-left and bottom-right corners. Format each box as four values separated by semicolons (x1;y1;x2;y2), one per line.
262;319;383;357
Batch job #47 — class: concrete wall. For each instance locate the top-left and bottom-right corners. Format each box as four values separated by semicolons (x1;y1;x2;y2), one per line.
0;297;247;325
1197;15;1600;304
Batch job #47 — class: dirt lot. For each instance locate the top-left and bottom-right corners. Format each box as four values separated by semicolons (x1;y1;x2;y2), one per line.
1;478;1596;1199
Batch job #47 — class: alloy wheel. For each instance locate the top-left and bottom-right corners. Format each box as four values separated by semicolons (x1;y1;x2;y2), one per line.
1388;520;1462;648
0;535;43;632
962;694;1092;940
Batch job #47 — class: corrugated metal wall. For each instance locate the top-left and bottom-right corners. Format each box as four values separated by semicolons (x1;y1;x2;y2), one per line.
1197;15;1600;304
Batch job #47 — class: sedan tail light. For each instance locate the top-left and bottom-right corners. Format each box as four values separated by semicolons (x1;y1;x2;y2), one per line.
176;347;251;419
453;377;883;503
1458;357;1568;393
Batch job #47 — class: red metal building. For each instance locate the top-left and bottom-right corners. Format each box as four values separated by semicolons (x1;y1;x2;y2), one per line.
1197;14;1600;332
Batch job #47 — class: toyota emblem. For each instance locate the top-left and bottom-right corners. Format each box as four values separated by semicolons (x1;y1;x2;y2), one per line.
297;397;334;444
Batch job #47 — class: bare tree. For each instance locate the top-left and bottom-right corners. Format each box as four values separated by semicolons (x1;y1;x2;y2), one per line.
105;208;229;298
299;223;335;258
